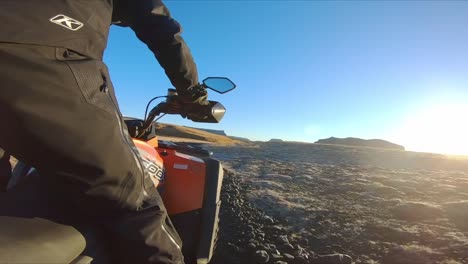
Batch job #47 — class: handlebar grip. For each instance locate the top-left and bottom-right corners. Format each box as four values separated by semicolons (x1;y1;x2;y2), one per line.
186;101;226;123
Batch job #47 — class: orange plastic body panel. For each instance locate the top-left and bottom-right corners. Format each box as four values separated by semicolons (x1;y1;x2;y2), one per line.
146;137;159;148
132;139;161;162
132;139;164;187
157;148;206;215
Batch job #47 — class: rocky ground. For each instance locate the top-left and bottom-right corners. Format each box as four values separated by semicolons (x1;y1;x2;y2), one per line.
208;142;468;264
211;170;353;264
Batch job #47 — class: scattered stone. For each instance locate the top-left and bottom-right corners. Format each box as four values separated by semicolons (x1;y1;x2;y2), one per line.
313;254;353;264
283;253;295;260
281;243;295;251
263;215;275;224
382;244;438;264
299;237;309;246
278;235;290;244
255;250;270;263
293;245;308;258
231;245;240;253
271;253;283;260
295;255;308;264
247;243;257;251
269;243;278;250
267;225;284;232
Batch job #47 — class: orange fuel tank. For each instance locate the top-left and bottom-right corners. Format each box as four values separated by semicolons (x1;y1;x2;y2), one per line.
156;148;206;215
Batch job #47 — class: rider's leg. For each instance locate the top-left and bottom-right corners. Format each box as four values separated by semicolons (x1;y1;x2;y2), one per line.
0;43;183;264
0;148;11;192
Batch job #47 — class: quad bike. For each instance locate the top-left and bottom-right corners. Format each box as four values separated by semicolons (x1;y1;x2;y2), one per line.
0;77;236;264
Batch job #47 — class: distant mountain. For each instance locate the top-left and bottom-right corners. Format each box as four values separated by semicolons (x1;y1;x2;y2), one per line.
228;136;251;142
154;123;240;145
315;137;405;150
268;139;284;142
183;126;254;142
184;126;227;136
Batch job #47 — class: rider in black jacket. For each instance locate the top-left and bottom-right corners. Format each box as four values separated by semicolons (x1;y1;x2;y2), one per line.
0;0;206;263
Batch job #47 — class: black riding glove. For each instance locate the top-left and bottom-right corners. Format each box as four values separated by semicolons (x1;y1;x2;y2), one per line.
165;84;209;119
177;84;209;105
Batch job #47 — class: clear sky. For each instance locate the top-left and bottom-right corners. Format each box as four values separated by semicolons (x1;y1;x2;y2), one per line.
105;1;468;155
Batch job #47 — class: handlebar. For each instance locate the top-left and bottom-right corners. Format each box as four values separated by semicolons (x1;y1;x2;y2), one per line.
136;77;236;138
138;93;227;138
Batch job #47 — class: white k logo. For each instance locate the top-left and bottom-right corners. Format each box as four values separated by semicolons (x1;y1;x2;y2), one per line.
50;14;84;31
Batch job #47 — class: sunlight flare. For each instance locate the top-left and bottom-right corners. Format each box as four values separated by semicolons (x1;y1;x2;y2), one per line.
395;103;468;155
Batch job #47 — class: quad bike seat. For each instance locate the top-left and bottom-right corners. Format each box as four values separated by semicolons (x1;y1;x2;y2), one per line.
0;172;103;264
0;216;87;263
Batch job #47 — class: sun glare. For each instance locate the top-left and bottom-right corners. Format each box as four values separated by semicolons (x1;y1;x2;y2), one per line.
395;103;468;155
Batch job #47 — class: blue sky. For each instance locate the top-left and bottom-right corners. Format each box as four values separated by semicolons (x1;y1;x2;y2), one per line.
105;1;468;155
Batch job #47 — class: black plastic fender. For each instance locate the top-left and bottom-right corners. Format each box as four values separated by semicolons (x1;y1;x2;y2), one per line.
170;157;223;264
197;158;223;264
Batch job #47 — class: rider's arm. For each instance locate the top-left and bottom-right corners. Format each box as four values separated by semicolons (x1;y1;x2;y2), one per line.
112;0;199;94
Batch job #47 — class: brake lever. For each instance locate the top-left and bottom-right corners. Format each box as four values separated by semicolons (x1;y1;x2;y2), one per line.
141;102;166;134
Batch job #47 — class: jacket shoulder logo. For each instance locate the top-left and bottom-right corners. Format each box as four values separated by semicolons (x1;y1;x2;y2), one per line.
50;14;84;31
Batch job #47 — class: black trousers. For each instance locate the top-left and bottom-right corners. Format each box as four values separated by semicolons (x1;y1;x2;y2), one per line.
0;148;11;192
0;43;183;263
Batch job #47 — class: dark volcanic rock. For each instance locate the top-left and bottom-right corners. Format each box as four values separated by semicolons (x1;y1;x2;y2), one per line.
313;253;353;264
255;250;270;263
247;243;257;251
210;170;356;264
207;143;468;264
382;245;435;264
391;202;444;221
315;137;405;150
278;235;290;245
283;253;295;260
443;200;468;231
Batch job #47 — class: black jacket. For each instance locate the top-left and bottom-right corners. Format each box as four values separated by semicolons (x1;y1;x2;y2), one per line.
0;0;198;91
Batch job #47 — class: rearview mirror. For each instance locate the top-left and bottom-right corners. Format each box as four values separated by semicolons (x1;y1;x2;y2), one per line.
202;77;236;94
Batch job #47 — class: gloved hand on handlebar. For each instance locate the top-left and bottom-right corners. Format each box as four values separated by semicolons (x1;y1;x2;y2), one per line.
178;84;209;105
165;84;210;119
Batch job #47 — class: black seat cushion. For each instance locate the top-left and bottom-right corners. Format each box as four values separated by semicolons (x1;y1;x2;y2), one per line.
0;172;88;263
0;216;86;263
